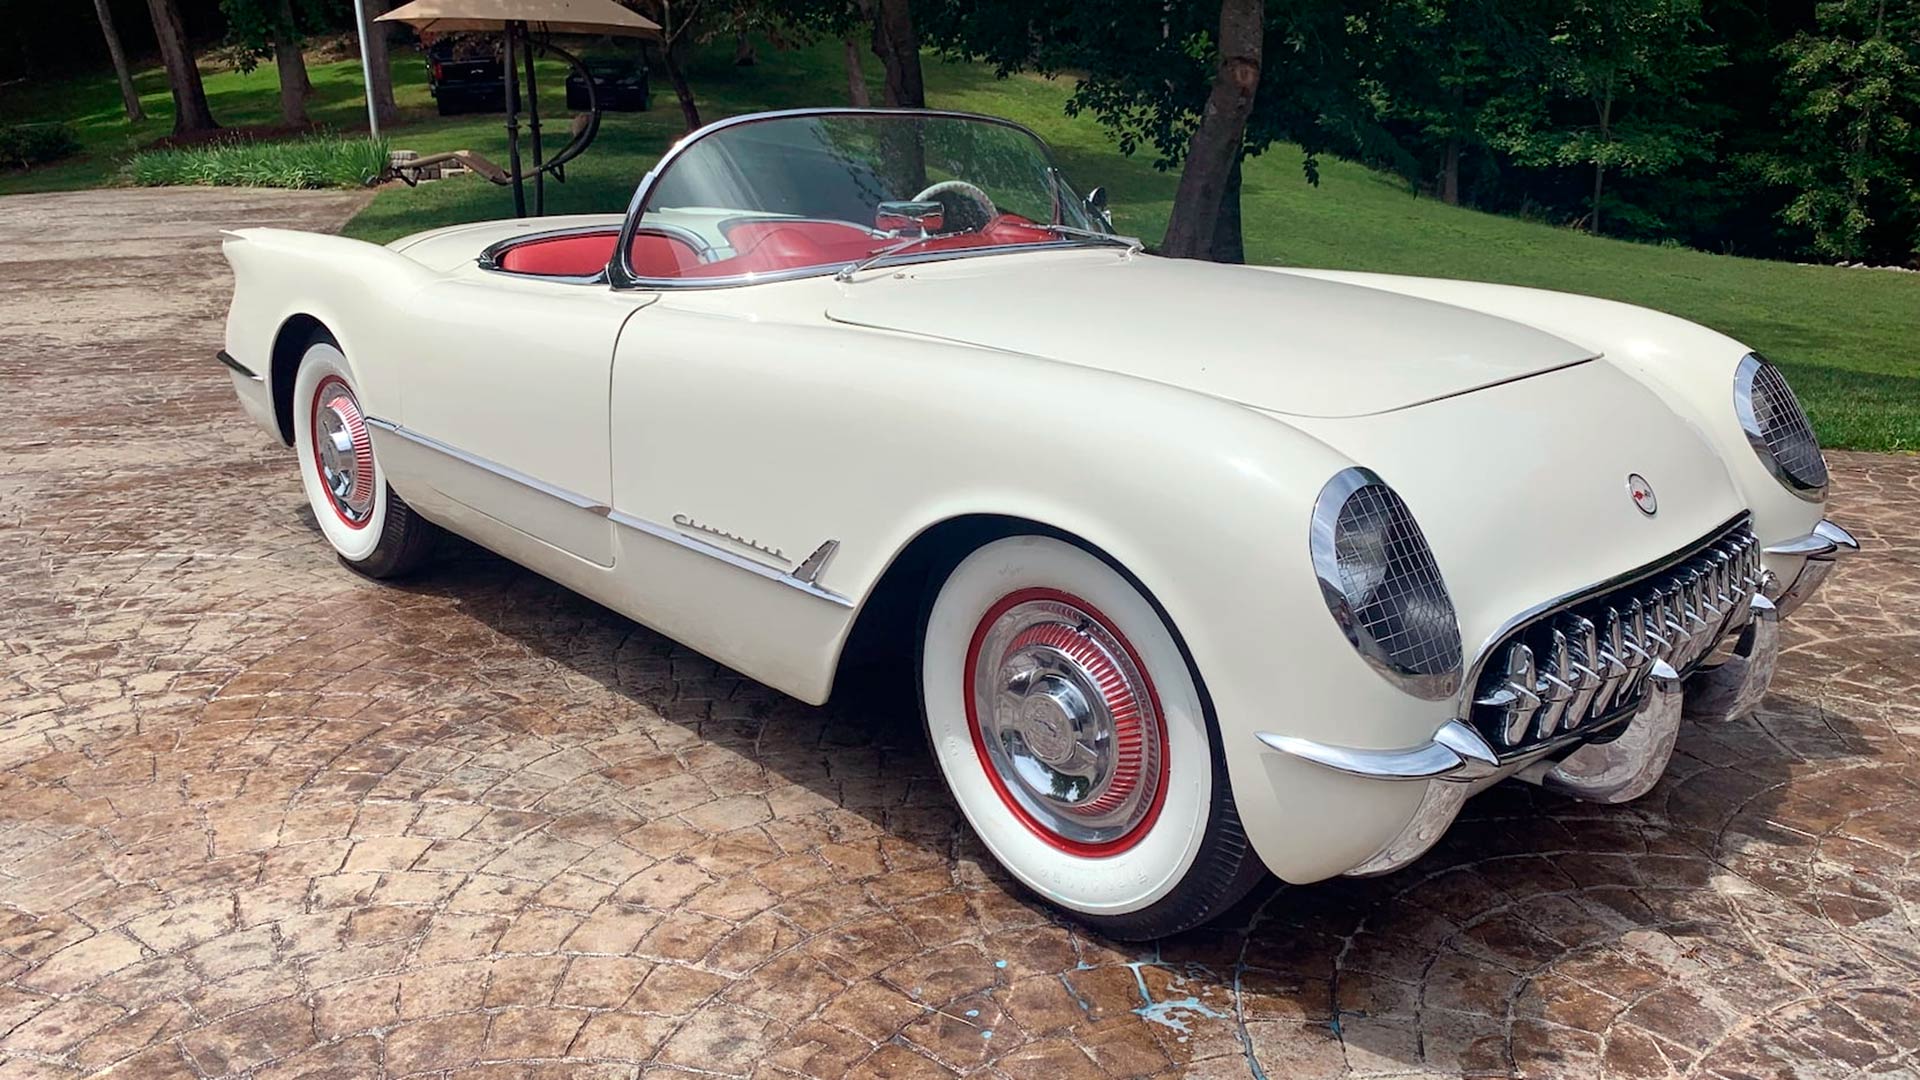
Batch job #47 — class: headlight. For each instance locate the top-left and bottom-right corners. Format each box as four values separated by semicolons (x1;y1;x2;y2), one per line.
1310;468;1463;700
1734;354;1827;500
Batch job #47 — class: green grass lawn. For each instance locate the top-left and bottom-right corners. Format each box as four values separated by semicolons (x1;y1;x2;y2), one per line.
5;40;1915;451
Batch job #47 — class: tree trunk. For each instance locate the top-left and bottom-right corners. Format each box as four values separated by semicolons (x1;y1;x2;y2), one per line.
1208;155;1245;263
1161;0;1262;260
1440;80;1463;205
656;38;701;131
92;0;146;121
274;0;310;127
733;32;756;66
1590;90;1612;234
361;0;398;127
842;36;870;107
144;0;216;134
869;0;924;109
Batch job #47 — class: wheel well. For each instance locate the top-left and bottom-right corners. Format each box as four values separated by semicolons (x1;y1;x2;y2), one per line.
831;514;1197;704
269;315;334;445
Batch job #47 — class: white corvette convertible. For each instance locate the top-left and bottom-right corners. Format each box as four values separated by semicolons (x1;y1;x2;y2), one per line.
218;108;1855;939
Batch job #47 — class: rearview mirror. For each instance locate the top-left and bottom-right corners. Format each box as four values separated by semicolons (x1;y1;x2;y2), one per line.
1085;186;1113;229
876;200;945;237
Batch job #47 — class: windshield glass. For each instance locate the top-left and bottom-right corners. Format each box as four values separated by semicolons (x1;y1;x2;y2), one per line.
628;111;1101;281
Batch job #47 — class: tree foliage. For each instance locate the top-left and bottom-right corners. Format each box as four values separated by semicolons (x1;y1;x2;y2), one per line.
1756;0;1920;261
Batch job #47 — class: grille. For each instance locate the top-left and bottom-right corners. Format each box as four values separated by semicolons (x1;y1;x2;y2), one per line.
1331;484;1462;680
1467;519;1761;754
1747;361;1828;490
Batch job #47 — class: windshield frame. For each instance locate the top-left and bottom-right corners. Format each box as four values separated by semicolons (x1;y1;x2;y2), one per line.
606;107;1101;291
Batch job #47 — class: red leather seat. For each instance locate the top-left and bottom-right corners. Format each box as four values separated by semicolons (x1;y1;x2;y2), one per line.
492;229;703;278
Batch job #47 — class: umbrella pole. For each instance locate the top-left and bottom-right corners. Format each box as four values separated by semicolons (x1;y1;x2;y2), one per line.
504;19;526;217
523;32;545;216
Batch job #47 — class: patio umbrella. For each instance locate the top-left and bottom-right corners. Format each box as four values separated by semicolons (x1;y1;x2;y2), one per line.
378;0;660;217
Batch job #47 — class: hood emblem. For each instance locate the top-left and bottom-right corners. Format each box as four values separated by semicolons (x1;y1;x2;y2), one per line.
1627;474;1658;516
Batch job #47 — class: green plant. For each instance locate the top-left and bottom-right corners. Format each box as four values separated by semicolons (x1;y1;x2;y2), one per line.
123;133;389;189
0;122;83;170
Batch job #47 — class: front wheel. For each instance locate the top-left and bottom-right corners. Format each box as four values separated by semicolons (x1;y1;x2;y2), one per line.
919;535;1266;939
291;340;439;579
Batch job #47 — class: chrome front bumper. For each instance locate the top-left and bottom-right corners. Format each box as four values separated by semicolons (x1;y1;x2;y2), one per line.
1257;518;1855;877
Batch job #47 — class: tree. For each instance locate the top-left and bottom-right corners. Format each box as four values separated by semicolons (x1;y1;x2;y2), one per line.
628;0;708;130
1162;0;1263;259
926;0;1374;261
868;0;924;108
144;0;218;134
1757;0;1920;262
1360;0;1531;205
1483;0;1724;235
220;0;314;125
92;0;147;122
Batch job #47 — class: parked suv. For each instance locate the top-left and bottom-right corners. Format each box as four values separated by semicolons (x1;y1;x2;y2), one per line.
565;55;650;111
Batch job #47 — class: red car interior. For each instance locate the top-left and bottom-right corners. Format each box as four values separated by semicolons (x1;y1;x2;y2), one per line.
490;213;1056;280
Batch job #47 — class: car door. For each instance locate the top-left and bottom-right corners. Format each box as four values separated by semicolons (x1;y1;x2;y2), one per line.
385;273;656;567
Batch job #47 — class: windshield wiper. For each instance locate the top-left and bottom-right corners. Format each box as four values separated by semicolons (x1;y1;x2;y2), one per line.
834;233;946;282
833;222;1147;283
1033;223;1146;254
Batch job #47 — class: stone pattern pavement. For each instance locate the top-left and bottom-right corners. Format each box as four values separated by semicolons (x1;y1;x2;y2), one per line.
1;188;1917;1079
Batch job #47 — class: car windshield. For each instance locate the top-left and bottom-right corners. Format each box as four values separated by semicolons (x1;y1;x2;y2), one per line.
627;111;1104;282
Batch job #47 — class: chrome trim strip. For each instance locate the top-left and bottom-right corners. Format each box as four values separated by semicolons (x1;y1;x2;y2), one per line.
1255;720;1498;782
216;349;262;382
607;106;1109;290
363;417;854;607
603;507;853;607
365;417;606;511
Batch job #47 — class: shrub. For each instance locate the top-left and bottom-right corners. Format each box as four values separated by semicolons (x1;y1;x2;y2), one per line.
125;134;390;190
0;122;81;170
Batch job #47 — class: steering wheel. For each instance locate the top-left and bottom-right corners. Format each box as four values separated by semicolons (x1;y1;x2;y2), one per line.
914;180;997;234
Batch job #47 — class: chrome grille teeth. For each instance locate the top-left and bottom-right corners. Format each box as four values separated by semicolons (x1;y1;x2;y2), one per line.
1590;608;1632;716
1561;616;1603;731
1476;643;1542;747
1466;523;1765;753
1533;629;1576;740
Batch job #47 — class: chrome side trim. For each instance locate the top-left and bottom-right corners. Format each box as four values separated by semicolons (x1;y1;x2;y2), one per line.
365;417;605;511
216;349;262;382
603;507;853;607
1255;720;1498;782
364;417;855;607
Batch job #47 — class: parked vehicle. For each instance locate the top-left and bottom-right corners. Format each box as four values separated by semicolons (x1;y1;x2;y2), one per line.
215;109;1855;939
425;38;504;116
565;54;649;111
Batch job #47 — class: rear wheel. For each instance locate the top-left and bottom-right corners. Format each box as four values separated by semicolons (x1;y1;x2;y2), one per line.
291;340;439;579
919;534;1266;939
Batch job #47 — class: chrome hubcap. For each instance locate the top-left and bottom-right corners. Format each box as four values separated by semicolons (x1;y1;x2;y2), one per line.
314;381;375;525
970;594;1162;848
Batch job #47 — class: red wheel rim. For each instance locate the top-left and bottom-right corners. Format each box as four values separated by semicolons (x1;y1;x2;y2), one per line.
309;374;375;530
963;587;1170;857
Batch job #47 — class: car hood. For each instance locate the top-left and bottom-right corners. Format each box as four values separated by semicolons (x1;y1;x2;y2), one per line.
824;251;1597;418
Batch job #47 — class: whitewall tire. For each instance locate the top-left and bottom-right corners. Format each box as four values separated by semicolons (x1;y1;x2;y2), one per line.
920;534;1266;939
291;339;438;578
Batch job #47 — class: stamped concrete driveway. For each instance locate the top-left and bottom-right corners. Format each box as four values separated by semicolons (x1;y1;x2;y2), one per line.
2;188;1918;1080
